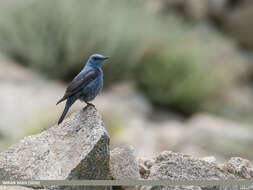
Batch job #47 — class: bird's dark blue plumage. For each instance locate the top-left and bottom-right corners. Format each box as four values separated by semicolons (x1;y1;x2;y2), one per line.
57;54;109;125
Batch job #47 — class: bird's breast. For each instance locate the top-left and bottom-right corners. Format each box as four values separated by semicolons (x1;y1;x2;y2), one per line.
80;75;103;102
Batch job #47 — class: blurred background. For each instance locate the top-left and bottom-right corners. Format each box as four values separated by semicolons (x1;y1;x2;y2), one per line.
0;0;253;162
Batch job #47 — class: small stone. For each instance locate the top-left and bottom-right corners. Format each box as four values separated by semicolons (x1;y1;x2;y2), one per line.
222;157;253;179
110;145;140;179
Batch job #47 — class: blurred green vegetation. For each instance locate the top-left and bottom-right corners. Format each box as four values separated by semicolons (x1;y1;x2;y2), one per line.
0;0;149;85
135;47;215;114
0;0;246;115
135;31;245;114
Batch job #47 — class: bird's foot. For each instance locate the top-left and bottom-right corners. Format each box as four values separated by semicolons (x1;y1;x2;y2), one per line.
87;102;95;107
83;102;96;110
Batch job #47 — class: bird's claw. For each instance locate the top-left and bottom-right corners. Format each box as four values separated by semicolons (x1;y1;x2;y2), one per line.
83;102;96;111
87;103;95;107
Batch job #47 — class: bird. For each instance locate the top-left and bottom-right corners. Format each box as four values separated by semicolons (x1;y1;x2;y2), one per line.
56;53;109;125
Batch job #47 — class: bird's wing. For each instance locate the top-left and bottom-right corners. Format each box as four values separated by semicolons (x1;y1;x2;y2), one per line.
56;69;99;105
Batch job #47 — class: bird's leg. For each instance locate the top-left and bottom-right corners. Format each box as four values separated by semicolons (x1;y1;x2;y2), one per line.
83;102;94;111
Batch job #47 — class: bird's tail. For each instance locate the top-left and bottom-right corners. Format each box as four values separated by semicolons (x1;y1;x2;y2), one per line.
58;98;75;125
56;96;66;105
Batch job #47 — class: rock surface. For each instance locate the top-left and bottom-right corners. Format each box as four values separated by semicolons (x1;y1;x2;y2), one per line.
0;106;111;184
145;151;235;180
110;146;140;179
138;151;253;190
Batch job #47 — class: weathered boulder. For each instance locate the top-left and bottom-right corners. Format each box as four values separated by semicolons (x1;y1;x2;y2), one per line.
0;106;111;189
146;151;235;180
138;151;234;182
138;151;253;190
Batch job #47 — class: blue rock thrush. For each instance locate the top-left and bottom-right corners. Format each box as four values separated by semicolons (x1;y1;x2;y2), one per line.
56;54;109;125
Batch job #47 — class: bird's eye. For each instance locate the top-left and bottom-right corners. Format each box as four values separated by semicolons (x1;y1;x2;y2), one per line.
93;57;98;60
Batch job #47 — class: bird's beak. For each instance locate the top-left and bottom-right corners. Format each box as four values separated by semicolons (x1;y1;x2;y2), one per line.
102;56;109;60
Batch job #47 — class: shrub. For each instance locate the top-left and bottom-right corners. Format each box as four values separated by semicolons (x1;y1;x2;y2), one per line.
135;29;246;115
135;45;213;114
0;0;152;85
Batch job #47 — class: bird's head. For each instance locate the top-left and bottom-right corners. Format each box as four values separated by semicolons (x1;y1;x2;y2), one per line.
87;54;109;67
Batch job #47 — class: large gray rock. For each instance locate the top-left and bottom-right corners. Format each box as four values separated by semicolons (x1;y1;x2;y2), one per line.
139;151;235;181
0;106;111;188
149;151;235;180
138;151;253;190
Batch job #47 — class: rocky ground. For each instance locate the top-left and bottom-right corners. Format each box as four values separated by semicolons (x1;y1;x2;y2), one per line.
0;107;253;190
